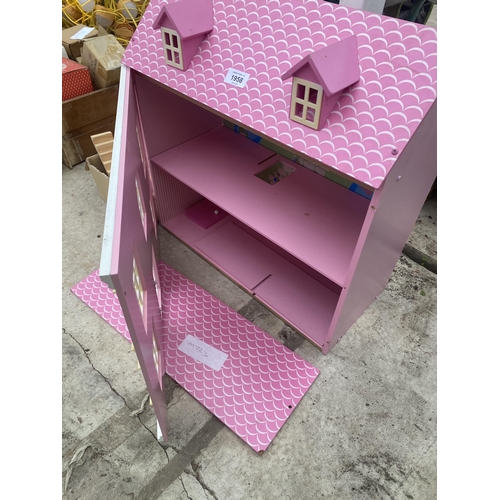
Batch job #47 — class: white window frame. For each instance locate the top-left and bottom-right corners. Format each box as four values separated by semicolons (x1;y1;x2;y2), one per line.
152;333;159;372
152;322;162;387
135;177;147;239
150;195;157;239
132;256;145;317
290;77;323;129
161;27;183;69
152;248;162;316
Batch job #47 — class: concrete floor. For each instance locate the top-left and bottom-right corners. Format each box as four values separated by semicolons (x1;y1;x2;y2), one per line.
62;7;438;498
62;158;436;500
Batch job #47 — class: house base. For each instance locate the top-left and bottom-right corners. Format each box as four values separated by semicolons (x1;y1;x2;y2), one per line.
71;261;320;453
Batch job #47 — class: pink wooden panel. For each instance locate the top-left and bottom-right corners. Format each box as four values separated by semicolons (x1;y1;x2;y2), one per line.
159;262;320;453
195;222;280;290
252;266;340;349
323;101;437;353
185;198;228;229
133;71;221;158
181;35;206;71
154;0;213;38
98;68;168;440
152;126;370;286
71;262;320;453
151;165;203;224
131;76;160;215
123;0;437;188
190;221;339;346
163;204;231;245
230;219;344;294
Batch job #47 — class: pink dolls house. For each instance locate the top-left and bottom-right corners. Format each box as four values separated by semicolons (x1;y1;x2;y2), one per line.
74;0;437;451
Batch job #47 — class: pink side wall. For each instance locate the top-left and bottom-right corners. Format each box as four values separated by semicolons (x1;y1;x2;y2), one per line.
319;91;342;130
134;71;221;226
132;79;160;251
101;68;169;439
294;65;318;88
323;100;437;354
151;166;204;224
134;72;221;158
181;35;205;70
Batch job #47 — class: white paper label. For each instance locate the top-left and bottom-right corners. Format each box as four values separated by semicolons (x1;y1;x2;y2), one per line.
178;335;228;371
224;68;250;88
70;27;94;40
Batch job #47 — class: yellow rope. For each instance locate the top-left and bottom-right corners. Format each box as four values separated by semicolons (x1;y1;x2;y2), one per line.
62;0;150;46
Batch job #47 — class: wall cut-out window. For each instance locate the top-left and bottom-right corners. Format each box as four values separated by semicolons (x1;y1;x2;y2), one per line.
132;256;145;318
161;28;183;69
152;249;162;315
290;77;323;129
152;322;162;387
150;195;157;239
136;177;147;239
136;124;148;177
152;333;159;372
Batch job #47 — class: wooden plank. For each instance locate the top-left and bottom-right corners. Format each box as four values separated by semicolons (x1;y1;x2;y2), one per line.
91;131;114;174
62;115;116;168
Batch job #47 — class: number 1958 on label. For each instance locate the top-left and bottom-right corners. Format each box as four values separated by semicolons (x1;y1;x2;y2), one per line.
224;68;250;88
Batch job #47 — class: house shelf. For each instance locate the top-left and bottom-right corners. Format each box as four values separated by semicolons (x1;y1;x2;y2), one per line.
150;125;370;287
162;203;341;347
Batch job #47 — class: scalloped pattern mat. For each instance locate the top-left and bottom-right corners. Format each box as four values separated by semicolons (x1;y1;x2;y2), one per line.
71;262;320;452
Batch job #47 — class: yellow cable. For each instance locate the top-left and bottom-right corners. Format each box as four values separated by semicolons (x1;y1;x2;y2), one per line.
62;0;150;46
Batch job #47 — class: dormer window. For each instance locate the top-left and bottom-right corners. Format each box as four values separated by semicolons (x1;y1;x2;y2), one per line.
152;0;214;72
290;77;323;129
281;35;360;131
161;28;183;69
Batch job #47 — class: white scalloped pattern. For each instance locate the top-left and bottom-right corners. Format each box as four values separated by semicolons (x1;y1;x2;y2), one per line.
158;262;319;452
71;262;320;452
71;270;131;341
122;0;437;188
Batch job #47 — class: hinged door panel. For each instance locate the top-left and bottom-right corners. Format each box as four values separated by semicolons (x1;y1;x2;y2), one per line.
99;65;168;441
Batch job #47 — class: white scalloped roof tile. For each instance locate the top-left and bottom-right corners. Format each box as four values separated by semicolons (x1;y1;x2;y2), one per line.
123;0;437;188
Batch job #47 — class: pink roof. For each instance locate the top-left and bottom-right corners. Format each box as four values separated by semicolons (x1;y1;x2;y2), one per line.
152;0;213;39
281;35;360;96
124;0;437;189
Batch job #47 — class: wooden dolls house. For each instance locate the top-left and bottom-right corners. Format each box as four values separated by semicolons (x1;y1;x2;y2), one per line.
93;0;437;450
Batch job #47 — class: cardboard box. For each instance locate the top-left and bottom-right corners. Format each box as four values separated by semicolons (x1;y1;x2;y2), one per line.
82;35;125;89
62;57;94;101
62;25;99;60
63;85;119;168
86;154;109;202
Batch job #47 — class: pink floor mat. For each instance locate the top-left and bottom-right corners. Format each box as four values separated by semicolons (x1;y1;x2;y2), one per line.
71;263;320;452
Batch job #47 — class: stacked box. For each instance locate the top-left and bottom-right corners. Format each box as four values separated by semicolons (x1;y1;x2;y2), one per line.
62;57;94;101
82;35;125;89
